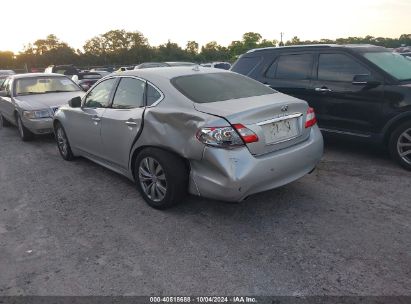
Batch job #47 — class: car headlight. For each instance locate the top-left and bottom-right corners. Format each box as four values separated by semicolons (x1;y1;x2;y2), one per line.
22;109;52;119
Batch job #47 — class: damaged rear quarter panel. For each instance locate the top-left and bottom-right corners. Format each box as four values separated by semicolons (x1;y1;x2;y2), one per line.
130;90;230;163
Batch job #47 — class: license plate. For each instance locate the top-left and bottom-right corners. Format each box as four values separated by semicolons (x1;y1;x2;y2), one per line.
262;118;299;144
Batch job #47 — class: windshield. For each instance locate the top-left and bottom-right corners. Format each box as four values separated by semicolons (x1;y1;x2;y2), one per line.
15;76;80;96
171;72;275;103
363;52;411;81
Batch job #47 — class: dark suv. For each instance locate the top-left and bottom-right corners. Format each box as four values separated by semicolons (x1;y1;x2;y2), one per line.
231;44;411;170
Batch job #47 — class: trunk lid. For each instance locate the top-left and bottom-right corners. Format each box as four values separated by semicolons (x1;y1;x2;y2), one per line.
194;92;311;155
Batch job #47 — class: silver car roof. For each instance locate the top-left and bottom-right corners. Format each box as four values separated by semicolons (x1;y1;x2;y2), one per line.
115;66;230;82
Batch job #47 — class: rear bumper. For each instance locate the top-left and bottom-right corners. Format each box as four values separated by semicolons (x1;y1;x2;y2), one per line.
23;117;54;134
189;126;323;202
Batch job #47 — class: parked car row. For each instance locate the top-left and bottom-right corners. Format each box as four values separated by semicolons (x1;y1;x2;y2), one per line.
0;73;84;140
0;66;323;209
231;44;411;170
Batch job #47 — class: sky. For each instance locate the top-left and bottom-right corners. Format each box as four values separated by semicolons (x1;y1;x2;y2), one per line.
1;0;410;53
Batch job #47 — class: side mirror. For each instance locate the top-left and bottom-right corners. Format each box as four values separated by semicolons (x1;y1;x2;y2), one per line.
352;74;381;87
69;96;82;108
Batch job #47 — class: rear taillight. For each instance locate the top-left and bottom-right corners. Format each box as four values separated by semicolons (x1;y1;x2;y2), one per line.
196;124;258;148
232;124;259;144
305;107;317;128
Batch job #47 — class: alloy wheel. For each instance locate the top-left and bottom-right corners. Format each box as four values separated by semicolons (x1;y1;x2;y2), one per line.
397;128;411;165
17;116;24;138
138;157;167;202
56;127;68;157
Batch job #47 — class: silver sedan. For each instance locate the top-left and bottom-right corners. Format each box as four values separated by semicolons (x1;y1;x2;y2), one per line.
0;73;84;141
53;67;323;209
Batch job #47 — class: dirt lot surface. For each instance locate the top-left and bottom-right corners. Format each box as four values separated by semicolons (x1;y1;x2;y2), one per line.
0;127;410;295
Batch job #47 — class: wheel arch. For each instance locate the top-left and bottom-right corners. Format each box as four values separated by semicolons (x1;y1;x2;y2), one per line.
383;112;411;145
53;118;62;130
130;145;190;180
13;109;19;122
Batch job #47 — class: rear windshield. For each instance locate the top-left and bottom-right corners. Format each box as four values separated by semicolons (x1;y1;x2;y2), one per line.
171;72;275;103
78;74;102;80
214;63;231;70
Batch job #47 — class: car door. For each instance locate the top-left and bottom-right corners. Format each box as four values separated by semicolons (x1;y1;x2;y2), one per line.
100;77;162;169
310;52;385;135
65;78;117;157
259;52;315;102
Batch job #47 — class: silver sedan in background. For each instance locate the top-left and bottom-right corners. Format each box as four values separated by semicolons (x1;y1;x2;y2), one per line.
0;73;84;141
53;67;323;209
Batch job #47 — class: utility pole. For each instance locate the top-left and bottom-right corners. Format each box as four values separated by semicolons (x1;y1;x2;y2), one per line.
280;32;284;46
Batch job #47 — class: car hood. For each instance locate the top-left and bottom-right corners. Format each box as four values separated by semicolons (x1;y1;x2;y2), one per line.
14;91;85;110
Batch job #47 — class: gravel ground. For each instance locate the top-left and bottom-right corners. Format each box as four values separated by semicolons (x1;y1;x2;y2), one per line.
0;126;410;296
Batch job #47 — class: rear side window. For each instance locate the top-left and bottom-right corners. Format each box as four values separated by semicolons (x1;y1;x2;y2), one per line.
112;78;145;109
171;72;275;103
231;56;262;75
318;53;370;82
266;54;313;80
146;84;162;106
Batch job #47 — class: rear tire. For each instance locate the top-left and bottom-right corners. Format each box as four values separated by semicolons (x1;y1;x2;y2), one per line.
0;113;11;127
16;114;34;141
134;148;188;209
389;121;411;171
54;122;74;161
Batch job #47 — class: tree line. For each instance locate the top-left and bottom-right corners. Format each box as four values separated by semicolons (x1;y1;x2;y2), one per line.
1;30;410;70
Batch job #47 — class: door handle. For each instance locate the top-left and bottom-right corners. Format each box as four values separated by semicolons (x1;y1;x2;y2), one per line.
125;121;137;127
315;87;332;92
91;116;100;122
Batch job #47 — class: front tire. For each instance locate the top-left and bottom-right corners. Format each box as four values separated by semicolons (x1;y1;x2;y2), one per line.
389;121;411;171
16;114;34;141
134;148;188;209
55;122;74;161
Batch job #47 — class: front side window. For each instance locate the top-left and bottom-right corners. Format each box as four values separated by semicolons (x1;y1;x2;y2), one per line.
171;72;275;103
14;76;81;96
112;78;145;109
84;78;116;108
318;53;371;82
266;54;313;80
363;51;411;81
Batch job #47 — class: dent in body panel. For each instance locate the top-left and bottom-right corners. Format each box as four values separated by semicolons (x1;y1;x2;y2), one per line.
190;127;323;201
129;103;231;189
